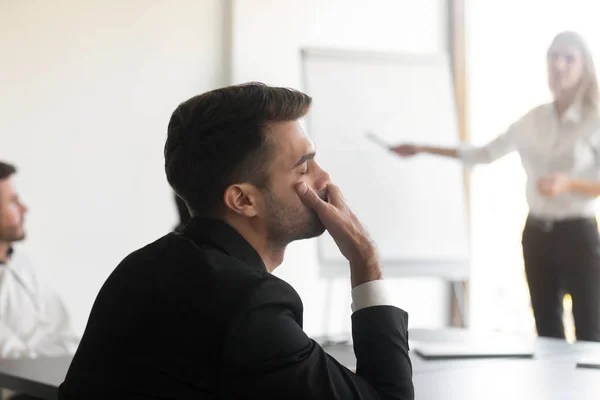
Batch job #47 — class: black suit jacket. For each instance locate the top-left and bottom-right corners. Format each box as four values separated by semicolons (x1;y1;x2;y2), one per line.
59;218;413;399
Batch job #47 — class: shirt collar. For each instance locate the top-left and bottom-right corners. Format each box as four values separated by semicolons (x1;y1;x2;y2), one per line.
0;246;14;265
180;217;267;271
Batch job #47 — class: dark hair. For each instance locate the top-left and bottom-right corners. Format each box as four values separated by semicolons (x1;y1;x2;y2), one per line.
164;82;312;217
0;162;16;180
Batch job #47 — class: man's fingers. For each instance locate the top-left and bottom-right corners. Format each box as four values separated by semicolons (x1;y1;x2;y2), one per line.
325;184;345;208
296;182;328;211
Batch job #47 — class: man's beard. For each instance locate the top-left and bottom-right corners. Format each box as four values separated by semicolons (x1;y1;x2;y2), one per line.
264;189;326;248
0;224;25;242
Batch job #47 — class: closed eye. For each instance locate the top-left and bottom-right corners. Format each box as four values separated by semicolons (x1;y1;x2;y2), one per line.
294;152;316;168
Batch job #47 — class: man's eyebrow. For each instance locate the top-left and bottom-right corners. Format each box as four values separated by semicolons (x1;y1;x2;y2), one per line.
294;152;316;168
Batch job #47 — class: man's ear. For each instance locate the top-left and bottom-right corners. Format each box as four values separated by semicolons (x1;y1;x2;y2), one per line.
223;183;259;217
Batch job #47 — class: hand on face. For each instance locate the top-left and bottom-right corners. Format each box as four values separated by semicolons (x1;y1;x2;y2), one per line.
537;173;571;197
295;182;375;264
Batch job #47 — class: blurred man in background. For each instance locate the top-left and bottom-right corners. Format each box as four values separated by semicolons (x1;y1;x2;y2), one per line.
0;161;78;359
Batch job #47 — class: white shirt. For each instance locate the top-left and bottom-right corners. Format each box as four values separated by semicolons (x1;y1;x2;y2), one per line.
351;280;392;312
458;103;600;219
0;250;78;358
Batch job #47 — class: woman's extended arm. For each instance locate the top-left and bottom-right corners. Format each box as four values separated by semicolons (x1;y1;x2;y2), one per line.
390;128;518;167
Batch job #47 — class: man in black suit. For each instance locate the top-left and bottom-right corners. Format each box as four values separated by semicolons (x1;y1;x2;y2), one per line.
173;193;191;232
59;83;414;399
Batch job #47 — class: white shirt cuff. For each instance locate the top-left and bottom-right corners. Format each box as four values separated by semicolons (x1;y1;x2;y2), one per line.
456;144;477;169
351;280;392;312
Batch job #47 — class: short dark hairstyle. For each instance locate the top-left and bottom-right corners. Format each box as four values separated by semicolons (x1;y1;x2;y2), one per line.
0;162;16;181
164;82;312;217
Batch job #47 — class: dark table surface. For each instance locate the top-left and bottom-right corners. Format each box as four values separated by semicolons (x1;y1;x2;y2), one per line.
0;356;71;399
323;328;600;399
1;328;599;399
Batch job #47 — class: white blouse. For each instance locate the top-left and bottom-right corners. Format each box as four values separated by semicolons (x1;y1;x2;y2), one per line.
0;250;78;358
458;103;600;220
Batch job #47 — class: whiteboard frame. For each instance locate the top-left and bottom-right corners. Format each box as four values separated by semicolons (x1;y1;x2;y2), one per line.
301;47;470;280
302;47;447;67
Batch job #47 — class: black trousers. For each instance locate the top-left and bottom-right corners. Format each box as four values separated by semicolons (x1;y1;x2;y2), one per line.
522;216;600;342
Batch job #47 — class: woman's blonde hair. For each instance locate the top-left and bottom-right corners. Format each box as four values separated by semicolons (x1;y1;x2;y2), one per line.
549;31;599;108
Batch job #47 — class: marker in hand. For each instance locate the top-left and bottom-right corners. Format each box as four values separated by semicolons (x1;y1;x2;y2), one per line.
365;132;391;150
366;132;418;157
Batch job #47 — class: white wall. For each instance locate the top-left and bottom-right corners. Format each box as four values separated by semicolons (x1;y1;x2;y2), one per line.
0;0;225;334
0;0;453;338
232;0;452;336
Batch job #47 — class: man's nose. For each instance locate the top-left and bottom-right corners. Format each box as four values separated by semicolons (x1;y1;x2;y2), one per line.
313;167;331;192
